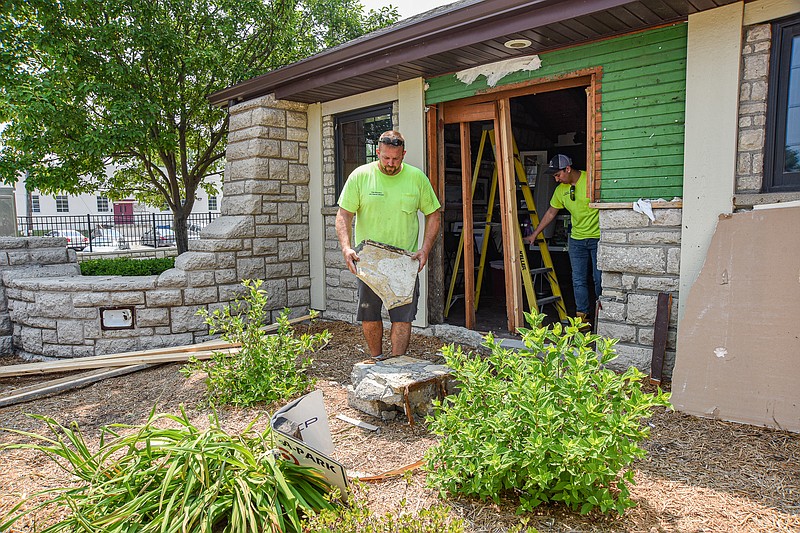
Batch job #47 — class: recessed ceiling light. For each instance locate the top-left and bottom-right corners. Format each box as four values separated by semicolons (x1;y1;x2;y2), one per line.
504;38;532;49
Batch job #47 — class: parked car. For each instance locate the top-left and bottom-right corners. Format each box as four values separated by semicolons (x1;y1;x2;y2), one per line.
140;228;176;247
187;223;203;240
90;229;130;250
45;229;89;251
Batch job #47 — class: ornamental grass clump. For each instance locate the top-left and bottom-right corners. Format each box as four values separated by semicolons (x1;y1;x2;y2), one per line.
425;312;671;515
0;408;336;533
183;279;330;407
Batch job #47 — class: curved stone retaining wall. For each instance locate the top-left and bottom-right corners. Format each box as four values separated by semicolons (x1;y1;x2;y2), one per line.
1;94;314;360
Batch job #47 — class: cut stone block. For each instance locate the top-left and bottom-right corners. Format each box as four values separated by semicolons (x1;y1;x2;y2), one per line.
354;240;418;309
347;355;453;422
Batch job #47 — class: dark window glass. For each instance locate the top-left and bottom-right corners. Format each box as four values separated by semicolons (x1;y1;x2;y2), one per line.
55;195;69;213
334;104;393;198
765;16;800;191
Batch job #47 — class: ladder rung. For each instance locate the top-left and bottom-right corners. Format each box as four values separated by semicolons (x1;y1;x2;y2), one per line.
528;267;552;275
535;295;562;306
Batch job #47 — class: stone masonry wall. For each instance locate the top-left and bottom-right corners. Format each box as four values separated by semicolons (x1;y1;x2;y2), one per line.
596;209;681;376
321;102;399;323
0;238;81;356
221;93;312;318
736;23;771;193
2;93;313;359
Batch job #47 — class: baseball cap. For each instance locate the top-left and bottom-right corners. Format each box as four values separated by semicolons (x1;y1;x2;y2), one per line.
545;154;572;174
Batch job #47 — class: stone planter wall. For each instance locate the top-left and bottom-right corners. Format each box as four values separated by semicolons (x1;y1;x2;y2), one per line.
0;237;81;356
596;208;682;376
1;93;314;360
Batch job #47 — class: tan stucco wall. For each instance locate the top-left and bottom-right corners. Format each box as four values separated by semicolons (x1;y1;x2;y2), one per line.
679;3;743;320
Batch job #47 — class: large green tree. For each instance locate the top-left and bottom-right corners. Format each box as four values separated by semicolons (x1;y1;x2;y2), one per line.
0;0;397;252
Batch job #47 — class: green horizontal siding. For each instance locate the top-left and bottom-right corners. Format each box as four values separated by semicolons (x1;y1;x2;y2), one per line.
425;24;688;202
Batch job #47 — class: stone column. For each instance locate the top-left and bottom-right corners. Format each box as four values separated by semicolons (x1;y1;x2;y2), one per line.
217;94;312;320
596;208;682;376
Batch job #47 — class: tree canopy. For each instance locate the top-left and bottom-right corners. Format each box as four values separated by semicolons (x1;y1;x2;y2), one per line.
0;0;398;252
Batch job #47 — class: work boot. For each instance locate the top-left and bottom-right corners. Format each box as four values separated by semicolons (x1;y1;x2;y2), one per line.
575;312;592;332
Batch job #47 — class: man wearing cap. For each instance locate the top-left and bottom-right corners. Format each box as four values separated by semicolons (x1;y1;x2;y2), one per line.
524;154;601;326
335;130;441;361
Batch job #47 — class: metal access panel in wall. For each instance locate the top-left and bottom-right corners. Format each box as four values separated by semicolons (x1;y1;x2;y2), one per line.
0;187;17;236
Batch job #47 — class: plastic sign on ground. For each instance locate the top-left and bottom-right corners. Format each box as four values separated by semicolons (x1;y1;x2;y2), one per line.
271;390;349;499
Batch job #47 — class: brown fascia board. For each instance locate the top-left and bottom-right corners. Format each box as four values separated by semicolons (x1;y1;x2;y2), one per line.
208;0;636;107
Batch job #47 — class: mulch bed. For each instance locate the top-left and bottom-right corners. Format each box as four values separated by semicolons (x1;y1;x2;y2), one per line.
0;319;798;532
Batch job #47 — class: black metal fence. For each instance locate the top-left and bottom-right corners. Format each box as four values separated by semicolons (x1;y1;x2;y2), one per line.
16;212;220;252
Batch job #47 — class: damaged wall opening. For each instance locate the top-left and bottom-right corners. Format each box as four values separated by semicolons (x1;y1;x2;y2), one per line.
437;83;594;333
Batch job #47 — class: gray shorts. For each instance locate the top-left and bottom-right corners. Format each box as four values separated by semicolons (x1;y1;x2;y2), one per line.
357;277;420;323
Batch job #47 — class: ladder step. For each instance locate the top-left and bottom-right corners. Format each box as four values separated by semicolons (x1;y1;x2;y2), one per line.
528;267;552;275
535;295;562;306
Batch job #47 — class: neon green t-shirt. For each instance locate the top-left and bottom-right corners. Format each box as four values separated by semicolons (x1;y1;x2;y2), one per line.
338;161;441;252
550;170;600;240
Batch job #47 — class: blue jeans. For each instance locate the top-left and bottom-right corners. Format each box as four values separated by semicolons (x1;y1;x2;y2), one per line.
568;236;601;315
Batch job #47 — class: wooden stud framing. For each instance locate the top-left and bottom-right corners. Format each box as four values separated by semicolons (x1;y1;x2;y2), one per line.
496;99;524;331
460;122;476;330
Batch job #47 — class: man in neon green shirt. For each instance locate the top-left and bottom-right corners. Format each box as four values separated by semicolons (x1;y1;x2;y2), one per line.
524;154;601;326
335;130;441;360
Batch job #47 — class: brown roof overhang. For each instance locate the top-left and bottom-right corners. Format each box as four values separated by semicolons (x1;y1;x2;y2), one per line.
208;0;740;107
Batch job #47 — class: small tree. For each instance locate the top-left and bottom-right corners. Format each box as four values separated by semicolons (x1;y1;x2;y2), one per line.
425;313;671;515
183;279;330;407
0;0;397;252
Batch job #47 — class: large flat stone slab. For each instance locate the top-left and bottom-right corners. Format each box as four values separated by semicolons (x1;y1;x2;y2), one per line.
354;240;418;309
347;355;454;422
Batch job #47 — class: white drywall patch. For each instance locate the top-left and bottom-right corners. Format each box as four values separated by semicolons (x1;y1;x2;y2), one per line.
456;56;542;87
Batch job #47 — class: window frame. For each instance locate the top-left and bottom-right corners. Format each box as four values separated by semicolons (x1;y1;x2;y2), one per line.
31;194;40;213
208;195;218;211
764;15;800;191
96;196;110;212
55;195;69;213
334;103;393;198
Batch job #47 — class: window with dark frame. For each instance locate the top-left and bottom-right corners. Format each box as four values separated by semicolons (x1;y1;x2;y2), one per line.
96;196;110;212
334;104;393;198
208;195;218;211
764;15;800;191
55;195;69;213
31;194;40;213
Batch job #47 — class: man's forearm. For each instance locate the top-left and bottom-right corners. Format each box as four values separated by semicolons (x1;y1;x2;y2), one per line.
420;210;441;253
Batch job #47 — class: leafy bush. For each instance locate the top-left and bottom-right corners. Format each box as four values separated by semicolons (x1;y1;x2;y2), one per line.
425;313;671;515
304;485;465;532
79;257;175;276
0;408;336;533
183;279;330;407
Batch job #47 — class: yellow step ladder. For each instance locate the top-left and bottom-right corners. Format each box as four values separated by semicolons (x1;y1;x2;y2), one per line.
445;129;567;322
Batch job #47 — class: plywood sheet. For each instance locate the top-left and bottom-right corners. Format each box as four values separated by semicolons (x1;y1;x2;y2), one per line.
671;207;800;432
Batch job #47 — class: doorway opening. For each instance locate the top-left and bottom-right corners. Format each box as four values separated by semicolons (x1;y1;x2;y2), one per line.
439;83;592;334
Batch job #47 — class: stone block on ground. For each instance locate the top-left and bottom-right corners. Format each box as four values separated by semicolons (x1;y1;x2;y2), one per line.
347;355;452;422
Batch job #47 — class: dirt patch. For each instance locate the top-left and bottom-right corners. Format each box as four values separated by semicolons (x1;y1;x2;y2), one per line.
1;320;798;532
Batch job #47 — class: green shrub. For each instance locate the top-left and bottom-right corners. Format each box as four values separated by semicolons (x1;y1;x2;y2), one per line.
79;257;175;276
182;279;330;407
0;408;336;533
425;312;671;515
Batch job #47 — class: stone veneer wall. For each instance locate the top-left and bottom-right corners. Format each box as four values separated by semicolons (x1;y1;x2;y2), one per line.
0;238;81;356
2;93;313;359
321;102;399;323
596;208;681;376
736;23;770;193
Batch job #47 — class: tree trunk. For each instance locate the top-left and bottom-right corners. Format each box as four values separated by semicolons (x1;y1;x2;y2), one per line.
173;209;190;255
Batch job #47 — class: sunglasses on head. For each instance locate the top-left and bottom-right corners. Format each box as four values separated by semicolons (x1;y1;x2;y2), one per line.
378;137;404;146
569;185;575;201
